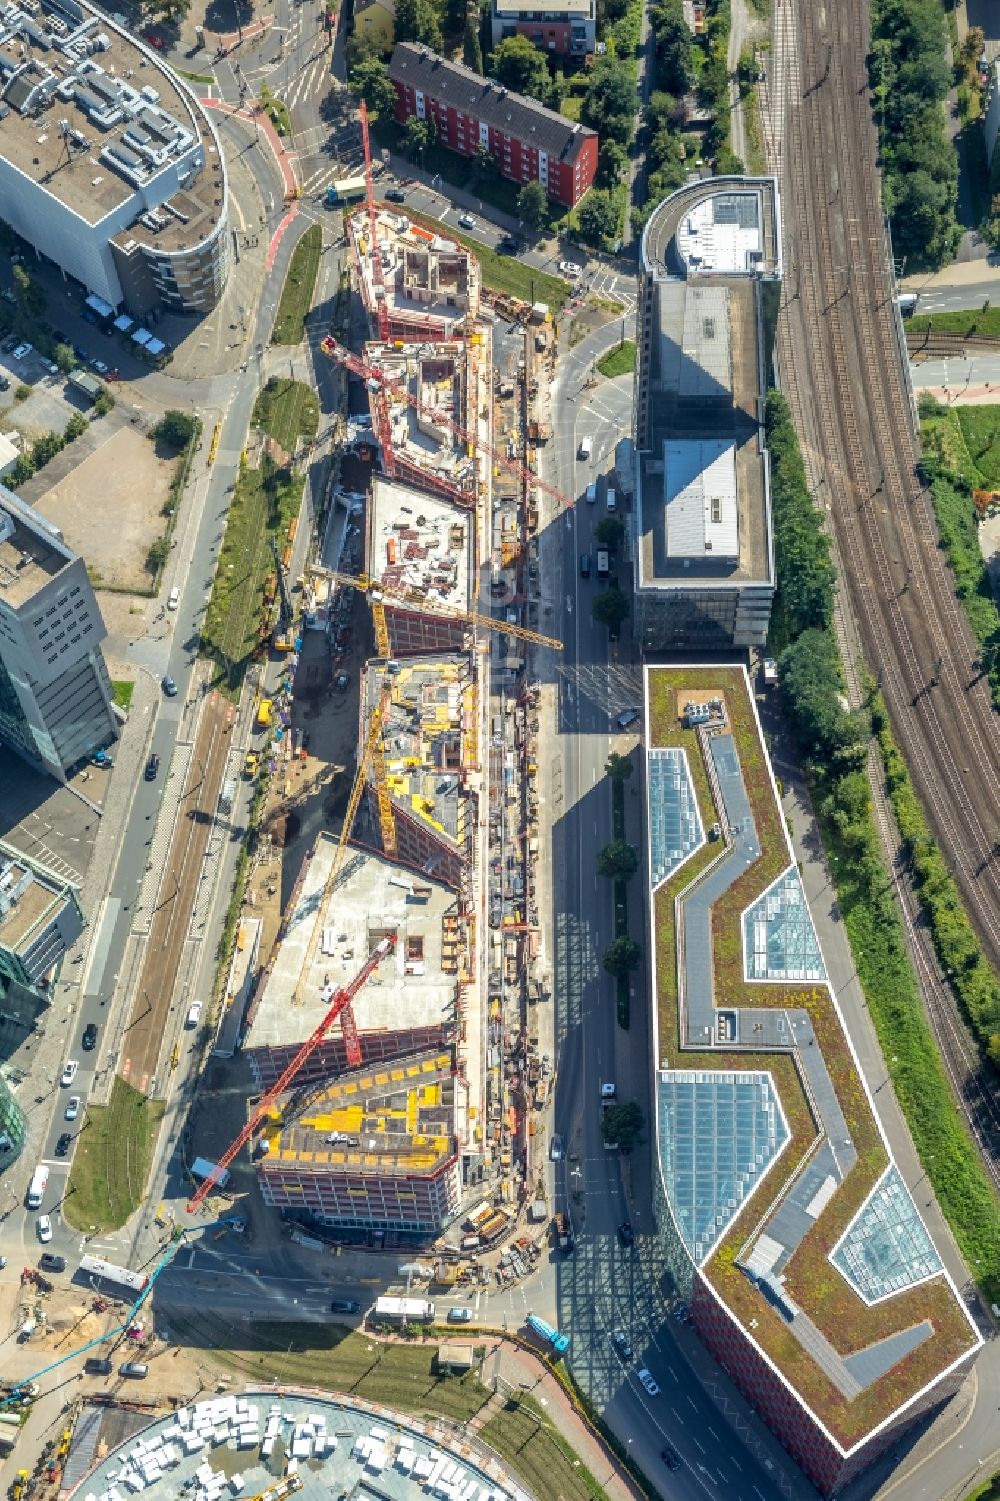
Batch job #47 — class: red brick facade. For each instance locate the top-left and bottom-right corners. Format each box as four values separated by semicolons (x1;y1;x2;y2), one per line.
690;1273;974;1496
391;78;597;208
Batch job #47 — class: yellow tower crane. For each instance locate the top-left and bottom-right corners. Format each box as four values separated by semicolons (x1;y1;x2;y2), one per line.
323;569;564;655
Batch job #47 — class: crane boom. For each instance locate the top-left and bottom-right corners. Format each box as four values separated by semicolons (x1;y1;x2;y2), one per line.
319;336;576;512
327;568;563;651
186;935;397;1213
359;102;389;341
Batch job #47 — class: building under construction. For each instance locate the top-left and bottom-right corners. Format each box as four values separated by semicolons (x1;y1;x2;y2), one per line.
348;206;481;341
367;476;474;656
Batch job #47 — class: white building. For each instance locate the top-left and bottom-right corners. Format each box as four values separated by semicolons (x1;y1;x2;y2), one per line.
0;0;229;314
0;486;117;781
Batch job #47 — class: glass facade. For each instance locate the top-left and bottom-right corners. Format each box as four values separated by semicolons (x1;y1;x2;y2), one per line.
744;866;826;982
830;1166;943;1304
648;747;703;887
0;1071;26;1161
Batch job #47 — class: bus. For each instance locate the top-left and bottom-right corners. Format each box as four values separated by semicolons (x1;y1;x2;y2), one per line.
325;177;366;207
77;1255;149;1297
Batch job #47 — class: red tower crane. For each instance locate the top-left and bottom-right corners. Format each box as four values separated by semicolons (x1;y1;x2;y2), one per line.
185;934;397;1213
359;101;390;342
319;336;577;511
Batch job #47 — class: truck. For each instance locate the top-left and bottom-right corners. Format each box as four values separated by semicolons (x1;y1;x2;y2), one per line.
526;1313;570;1355
373;1296;435;1324
596;548;610;579
324;177;366;207
190;1156;231;1191
552;1213;573;1254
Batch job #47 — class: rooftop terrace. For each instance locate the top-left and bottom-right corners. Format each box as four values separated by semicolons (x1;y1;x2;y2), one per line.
645;664;981;1451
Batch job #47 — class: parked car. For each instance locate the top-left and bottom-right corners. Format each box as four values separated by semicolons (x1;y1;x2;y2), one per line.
0;375;9;391
12;341;32;359
36;1215;53;1243
637;1368;660;1396
120;1362;149;1379
447;1307;472;1323
600;1081;616;1098
385;188;406;203
91;359;109;375
185;1001;202;1028
161;675;178;697
54;1133;72;1157
60;1059;78;1086
549;1134;564;1162
617;1221;634;1248
82;1022;98;1050
167;586;180;609
83;1358;112;1376
558;261;582;278
65;1095;80;1121
145;753;160;781
39;1253;66;1273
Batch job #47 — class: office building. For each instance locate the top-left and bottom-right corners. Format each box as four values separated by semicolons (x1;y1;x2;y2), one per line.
0;487;117;781
0;839;84;995
632;178;781;649
389;44;598;208
0;0;229;314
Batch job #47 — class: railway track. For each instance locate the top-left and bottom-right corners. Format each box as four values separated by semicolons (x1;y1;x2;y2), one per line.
769;0;1000;1184
905;329;1000;356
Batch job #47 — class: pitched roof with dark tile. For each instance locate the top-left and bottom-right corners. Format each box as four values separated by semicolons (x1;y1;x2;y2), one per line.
389;42;597;163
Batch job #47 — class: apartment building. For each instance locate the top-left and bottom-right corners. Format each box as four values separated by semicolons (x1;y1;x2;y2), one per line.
491;0;596;58
0;487;118;781
389;43;598;208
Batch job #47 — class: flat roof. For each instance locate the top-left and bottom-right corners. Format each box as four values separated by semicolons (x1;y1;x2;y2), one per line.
0;848;72;950
641;177;782;281
663;439;739;560
0;0;224;253
494;0;591;13
0;492;69;608
245;837;461;1051
369;476;471;613
644;665;981;1451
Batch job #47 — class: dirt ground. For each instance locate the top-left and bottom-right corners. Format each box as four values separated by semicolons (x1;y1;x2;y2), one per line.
30;426;175;594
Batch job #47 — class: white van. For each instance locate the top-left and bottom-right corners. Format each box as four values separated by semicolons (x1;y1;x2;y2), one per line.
26;1165;49;1210
606;488;617;512
578;435;593;460
585;482;597;504
167;587;180;610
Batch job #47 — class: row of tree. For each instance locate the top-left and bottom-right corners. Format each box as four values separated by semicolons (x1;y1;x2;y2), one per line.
869;0;960;269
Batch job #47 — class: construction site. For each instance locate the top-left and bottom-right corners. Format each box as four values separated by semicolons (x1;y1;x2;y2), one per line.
177;102;570;1256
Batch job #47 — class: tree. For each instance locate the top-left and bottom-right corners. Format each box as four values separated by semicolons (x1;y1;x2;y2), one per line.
516;179;548;229
597;139;628;189
63;412;88;442
595;516;625;549
601;1100;644;1153
605;751;633;783
394;0;442;49
350;56;397;116
153;410;198;450
581;57;636;144
53;342;76;374
403;116;431;161
596;839;638;881
12;263;45;320
345;29;384;72
779;628;868;769
603;935;641;978
592;582;628;632
463;16;483;72
491;35;552;104
579;189;617;247
473;144;499;179
649;0;693;94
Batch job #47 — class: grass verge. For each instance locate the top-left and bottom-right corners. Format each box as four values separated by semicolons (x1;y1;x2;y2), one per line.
110;680;134;712
908;307;1000;338
253;376;319;453
596;340;635;379
611;777;631;1027
64;1077;164;1233
396;208;571;313
272;224;322;345
482;1396;605;1501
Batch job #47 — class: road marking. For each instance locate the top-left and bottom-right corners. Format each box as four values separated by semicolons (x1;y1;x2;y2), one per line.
691;1436;705;1454
686;1395;698;1410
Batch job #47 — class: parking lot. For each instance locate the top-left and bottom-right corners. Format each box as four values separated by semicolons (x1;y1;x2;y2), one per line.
0;338;87;441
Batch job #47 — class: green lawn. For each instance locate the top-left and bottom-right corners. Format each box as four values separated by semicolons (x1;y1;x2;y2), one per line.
481;1396;606;1501
908;306;1000;338
401;208;571;313
110;679;135;712
968;1471;1000;1501
596;340;636;378
954;405;1000;485
272;224;323;345
253;376;319;452
560;95;583;122
64;1077;164;1233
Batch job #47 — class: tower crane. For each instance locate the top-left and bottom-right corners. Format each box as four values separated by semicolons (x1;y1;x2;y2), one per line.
187;933;397;1213
319;336;578;513
318;567;563;657
359;101;390;342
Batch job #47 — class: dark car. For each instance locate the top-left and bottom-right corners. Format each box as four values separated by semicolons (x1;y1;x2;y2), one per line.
83;1357;113;1376
0;375;9;392
144;752;160;781
497;234;520;254
385;188;406;203
330;1298;360;1314
39;1253;67;1273
611;1329;633;1361
82;1022;98;1050
73;345;89;362
161;675;178;697
54;1133;72;1157
120;1362;149;1379
617;1221;634;1248
661;1447;681;1472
